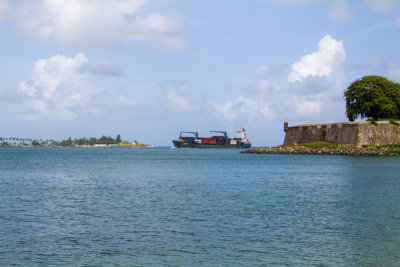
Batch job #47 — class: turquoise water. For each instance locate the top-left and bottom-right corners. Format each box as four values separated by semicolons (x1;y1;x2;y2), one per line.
1;147;400;266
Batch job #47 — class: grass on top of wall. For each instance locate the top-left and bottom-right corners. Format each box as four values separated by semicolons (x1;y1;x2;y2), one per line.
281;141;340;149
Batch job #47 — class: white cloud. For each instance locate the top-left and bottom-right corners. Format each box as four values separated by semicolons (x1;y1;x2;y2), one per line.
288;35;345;83
28;53;88;99
166;90;199;112
18;53;138;121
18;81;36;97
328;0;352;22
18;53;91;120
209;45;347;123
12;0;185;51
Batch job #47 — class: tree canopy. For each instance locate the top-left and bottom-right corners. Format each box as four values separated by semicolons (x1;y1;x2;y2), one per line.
344;75;400;121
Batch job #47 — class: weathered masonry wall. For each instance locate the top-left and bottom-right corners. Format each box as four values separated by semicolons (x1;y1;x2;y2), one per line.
283;121;400;146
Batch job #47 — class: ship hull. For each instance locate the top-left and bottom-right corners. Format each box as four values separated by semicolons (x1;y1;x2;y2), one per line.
173;140;251;149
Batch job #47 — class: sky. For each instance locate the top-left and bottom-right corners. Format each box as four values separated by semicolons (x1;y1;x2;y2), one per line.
1;0;400;146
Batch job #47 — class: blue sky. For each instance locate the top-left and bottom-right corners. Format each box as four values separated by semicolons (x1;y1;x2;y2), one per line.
1;0;400;146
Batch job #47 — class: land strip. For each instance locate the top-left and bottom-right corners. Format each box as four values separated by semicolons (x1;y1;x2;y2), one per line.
241;142;400;156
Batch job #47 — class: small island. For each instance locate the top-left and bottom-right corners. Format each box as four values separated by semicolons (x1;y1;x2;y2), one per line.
243;75;400;156
0;134;152;148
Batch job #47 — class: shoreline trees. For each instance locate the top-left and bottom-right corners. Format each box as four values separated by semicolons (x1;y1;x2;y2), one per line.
344;75;400;121
0;134;125;147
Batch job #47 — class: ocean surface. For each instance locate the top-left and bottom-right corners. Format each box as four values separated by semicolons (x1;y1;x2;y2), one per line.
1;147;400;266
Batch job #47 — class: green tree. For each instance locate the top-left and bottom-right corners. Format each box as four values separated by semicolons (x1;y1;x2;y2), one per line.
344;75;400;121
58;137;74;146
97;135;116;144
116;134;121;143
32;140;41;146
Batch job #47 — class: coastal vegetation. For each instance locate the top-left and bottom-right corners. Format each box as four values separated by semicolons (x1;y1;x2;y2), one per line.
242;142;400;156
344;75;400;121
0;135;150;147
63;135;121;146
0;137;55;147
292;141;339;149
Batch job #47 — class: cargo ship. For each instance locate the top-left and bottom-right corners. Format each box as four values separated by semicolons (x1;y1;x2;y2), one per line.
173;128;251;148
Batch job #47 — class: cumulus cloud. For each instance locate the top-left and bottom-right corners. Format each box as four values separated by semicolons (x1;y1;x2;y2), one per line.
166;90;200;112
209;82;341;122
11;0;186;51
210;35;347;122
28;54;88;100
288;35;345;83
328;0;352;22
18;53;138;121
19;81;36;97
18;53;91;120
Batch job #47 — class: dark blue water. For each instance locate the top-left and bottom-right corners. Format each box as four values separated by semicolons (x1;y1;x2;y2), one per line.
1;147;400;266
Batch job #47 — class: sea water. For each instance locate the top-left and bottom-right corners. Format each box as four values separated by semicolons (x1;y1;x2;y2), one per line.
1;147;400;266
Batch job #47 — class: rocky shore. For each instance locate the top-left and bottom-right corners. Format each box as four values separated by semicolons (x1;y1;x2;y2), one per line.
241;144;400;156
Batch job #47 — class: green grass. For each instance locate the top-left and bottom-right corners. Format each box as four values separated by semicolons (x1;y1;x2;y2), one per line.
119;140;131;145
361;144;400;154
366;118;399;124
377;143;400;149
282;141;339;149
361;144;377;149
378;118;396;121
367;118;396;121
119;140;133;147
300;141;339;149
385;149;400;155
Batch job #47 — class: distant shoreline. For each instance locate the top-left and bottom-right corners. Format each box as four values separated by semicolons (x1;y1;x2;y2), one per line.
0;144;153;148
0;135;151;148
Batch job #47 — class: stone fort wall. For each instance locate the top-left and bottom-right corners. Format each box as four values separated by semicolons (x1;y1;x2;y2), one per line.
283;121;400;146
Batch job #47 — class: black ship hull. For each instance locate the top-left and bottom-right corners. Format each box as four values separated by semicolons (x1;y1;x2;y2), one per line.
173;140;251;148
